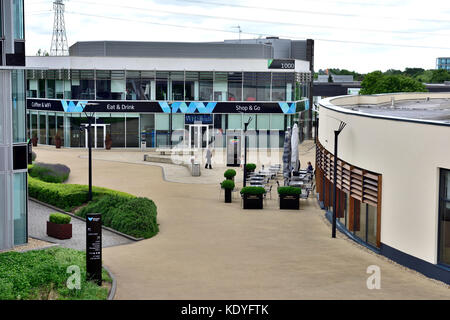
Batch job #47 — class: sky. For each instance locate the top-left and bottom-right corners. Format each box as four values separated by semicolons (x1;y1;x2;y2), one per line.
25;0;450;74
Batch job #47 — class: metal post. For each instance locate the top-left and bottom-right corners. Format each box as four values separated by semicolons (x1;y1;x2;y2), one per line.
88;116;92;201
331;121;346;238
243;122;248;187
332;130;338;238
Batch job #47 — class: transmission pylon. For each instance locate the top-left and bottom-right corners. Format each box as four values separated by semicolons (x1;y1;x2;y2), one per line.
50;0;69;56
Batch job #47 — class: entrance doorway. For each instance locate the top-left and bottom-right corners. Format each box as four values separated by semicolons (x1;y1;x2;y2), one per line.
83;124;108;149
188;124;209;149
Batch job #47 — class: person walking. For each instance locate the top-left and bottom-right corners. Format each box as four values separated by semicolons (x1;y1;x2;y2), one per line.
205;147;212;169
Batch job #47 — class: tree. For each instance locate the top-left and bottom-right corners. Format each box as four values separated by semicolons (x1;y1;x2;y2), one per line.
328;74;333;83
429;69;450;83
36;49;49;56
360;71;427;95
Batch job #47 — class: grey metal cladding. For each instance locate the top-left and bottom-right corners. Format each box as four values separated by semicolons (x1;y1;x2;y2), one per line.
69;41;274;59
291;41;308;60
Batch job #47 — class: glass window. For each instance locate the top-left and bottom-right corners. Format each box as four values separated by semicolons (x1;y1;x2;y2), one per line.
439;169;450;266
257;114;270;130
227;114;242;130
199;72;213;101
107;115;125;148
367;204;377;247
156;72;168;100
140;114;155;147
243;114;255;130
13;172;27;246
170;71;184;101
125;115;139;148
71;70;95;100
228;72;242;101
256;73;271;101
172;114;184;130
272;73;286;101
13;0;24;40
69;114;84;148
354;200;367;241
185;72;198;101
46;79;55;99
11;70;26;143
155;114;169;131
214;72;228;101
31;113;38;142
126;71;152;100
47;113;56;145
243;72;257;101
27;79;38;98
57;114;64;146
55;80;64;98
270;114;284;130
96;70;111;100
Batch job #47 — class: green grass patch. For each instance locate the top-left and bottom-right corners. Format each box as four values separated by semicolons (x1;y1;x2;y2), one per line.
0;247;111;300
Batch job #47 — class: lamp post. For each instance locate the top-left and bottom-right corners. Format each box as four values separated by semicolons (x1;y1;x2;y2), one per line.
332;121;347;238
81;103;99;202
243;116;253;187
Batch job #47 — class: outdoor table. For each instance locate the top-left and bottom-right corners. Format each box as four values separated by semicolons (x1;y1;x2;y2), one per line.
249;183;265;187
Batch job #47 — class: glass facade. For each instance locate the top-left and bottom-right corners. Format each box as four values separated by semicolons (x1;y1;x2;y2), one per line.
438;169;450;266
13;172;27;245
12;69;26;143
437;58;450;71
13;0;24;40
26;69;310;102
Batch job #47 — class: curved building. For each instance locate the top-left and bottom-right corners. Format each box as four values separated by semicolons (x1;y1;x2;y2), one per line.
317;92;450;284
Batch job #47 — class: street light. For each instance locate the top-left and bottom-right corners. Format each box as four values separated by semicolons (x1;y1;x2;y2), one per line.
332;121;347;238
81;102;99;202
243;116;253;187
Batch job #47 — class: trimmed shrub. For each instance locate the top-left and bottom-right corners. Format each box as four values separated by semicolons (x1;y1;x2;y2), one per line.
77;195;158;239
221;180;235;190
245;163;256;171
28;176;135;212
49;213;71;224
240;186;265;195
109;197;159;239
77;194;129;226
224;169;236;179
277;186;302;195
29;162;70;183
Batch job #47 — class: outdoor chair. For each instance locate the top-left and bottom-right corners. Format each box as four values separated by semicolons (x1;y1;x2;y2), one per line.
264;185;272;200
299;189;310;199
218;183;224;200
232;187;241;199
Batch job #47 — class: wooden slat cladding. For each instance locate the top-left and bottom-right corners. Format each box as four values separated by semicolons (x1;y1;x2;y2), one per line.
316;142;381;207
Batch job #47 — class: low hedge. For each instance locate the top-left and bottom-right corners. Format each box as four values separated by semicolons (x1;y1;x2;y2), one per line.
240;186;265;195
77;195;159;239
49;213;71;224
224;169;236;179
29;163;70;183
220;180;235;190
28;176;135;212
277;186;302;195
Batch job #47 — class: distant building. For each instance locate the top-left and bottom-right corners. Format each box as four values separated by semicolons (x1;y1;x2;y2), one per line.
317;74;354;83
25;38;315;149
436;57;450;70
0;0;28;251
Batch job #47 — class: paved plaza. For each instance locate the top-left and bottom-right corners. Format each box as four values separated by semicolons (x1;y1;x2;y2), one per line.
31;144;450;299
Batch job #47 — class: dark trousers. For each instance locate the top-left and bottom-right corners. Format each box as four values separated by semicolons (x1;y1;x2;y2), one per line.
205;164;212;169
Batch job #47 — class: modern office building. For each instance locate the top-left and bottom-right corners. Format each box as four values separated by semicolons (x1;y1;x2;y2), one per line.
0;0;28;251
436;57;450;71
317;92;450;284
25;38;313;150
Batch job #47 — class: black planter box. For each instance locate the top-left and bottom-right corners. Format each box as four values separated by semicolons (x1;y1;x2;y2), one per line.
225;189;232;203
279;194;300;210
243;194;263;209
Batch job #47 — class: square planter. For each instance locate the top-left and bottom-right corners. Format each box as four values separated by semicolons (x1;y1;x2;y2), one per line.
243;194;263;209
47;221;72;240
279;194;300;210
